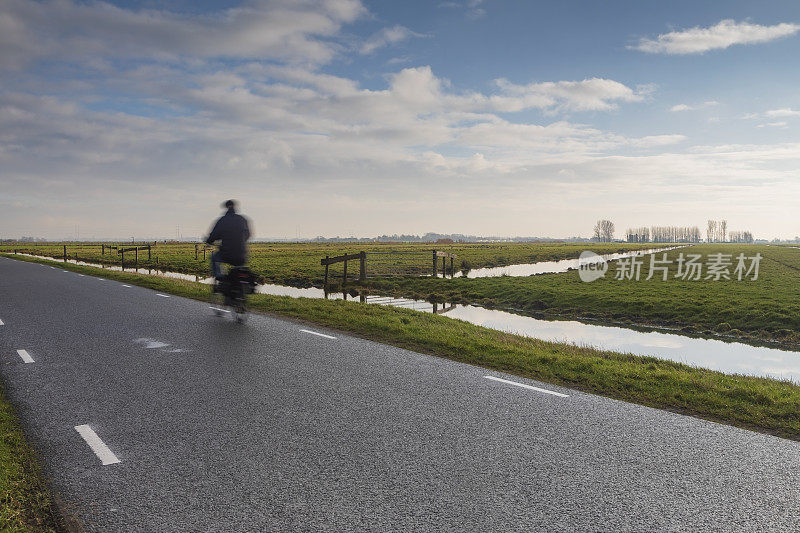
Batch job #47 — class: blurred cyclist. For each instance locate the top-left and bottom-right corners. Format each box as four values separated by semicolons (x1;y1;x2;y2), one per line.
205;199;251;280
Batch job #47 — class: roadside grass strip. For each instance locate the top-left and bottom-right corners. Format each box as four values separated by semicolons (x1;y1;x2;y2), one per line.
74;425;120;466
0;384;65;531
485;375;569;398
16;350;34;364
300;329;337;339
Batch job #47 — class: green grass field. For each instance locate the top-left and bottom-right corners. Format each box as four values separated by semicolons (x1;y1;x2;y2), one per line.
0;241;656;287
4;241;798;343
362;244;800;344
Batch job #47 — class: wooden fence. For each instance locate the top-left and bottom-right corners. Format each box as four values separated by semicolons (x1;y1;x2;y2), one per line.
321;250;458;287
118;246;151;270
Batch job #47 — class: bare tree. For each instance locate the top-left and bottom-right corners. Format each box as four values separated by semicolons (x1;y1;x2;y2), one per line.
626;227;650;242
649;226;701;243
593;220;615;242
707;220;716;243
720;220;727;243
728;230;754;243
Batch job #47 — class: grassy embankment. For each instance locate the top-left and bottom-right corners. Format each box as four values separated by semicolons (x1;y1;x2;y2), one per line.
0;383;64;531
3;252;800;444
0;242;655;287
363;244;800;345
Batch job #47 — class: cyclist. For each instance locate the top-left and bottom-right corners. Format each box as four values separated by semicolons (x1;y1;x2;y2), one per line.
205;199;251;281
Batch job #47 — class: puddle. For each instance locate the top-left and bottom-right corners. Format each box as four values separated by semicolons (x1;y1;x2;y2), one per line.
134;338;170;349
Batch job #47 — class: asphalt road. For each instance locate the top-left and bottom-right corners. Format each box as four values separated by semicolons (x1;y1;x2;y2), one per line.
1;255;799;532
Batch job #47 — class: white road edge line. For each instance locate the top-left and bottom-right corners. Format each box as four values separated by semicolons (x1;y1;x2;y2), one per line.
16;349;34;364
156;294;170;298
300;329;337;340
62;270;69;272
74;425;121;465
209;306;230;313
122;284;131;288
0;318;4;325
484;375;569;398
77;274;85;277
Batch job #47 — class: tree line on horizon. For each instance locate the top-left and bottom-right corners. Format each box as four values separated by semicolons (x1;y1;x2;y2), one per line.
617;219;753;243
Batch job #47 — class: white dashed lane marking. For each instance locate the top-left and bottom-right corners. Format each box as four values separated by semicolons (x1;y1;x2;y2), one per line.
122;285;131;288
0;318;4;325
156;294;170;298
16;349;34;364
209;306;230;313
484;375;569;398
74;425;121;466
300;329;337;340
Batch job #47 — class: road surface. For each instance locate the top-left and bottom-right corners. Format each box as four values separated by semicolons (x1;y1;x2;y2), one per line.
1;255;799;532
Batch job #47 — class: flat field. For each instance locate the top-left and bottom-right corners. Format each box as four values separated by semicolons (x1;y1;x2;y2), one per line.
364;244;800;343
0;241;655;286
4;242;797;342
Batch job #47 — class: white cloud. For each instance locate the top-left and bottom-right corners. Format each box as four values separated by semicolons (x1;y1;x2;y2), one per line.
492;77;646;112
0;0;367;68
631;19;800;55
439;0;486;19
360;25;423;54
757;121;788;128
17;1;797;239
765;108;800;117
670;101;719;112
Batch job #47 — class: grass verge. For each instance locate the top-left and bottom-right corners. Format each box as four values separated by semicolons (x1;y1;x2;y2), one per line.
0;382;64;532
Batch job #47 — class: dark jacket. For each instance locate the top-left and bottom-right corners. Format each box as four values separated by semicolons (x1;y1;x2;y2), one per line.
205;208;251;265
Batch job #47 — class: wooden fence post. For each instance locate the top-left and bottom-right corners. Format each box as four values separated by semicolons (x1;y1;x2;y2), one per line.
195;244;198;260
63;245;67;262
121;250;125;270
343;255;348;286
359;251;366;281
432;250;437;277
442;256;445;276
102;244;105;255
135;247;138;270
148;246;151;261
324;256;329;287
450;257;454;278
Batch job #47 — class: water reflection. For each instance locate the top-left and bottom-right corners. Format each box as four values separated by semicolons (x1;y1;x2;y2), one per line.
443;306;800;383
454;246;683;278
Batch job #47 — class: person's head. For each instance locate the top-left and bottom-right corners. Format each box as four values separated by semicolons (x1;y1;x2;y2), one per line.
223;199;236;212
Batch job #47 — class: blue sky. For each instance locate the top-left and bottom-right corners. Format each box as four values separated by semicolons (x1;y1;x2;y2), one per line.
2;0;800;239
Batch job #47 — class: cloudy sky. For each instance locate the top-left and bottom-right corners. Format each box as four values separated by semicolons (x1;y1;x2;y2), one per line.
3;0;800;240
